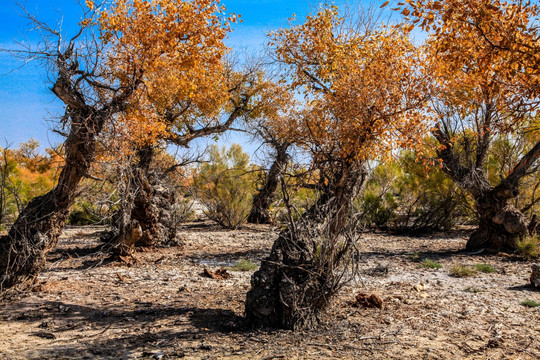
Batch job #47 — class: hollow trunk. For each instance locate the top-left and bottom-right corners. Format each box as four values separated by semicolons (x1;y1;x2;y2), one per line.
467;190;527;252
106;146;182;256
0;110;103;290
248;144;289;224
245;162;366;330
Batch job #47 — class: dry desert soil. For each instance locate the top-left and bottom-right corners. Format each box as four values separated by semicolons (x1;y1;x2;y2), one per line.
0;223;539;359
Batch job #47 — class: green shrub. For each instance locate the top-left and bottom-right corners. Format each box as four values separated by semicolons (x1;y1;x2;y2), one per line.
473;263;496;273
449;263;476;277
193;144;256;229
231;259;258;271
520;299;540;308
273;179;317;225
356;162;400;228
67;201;104;225
516;236;539;260
355;150;475;232
419;259;443;269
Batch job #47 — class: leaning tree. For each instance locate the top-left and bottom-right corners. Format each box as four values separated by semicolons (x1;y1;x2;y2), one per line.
391;0;540;251
0;0;236;290
245;7;429;329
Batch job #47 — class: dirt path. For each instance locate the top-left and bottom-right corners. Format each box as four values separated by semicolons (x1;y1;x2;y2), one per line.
0;224;539;359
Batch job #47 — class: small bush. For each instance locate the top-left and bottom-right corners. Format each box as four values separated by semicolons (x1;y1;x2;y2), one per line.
419;259;443;269
67;207;102;226
520;299;540;308
355;150;475;232
449;263;476;277
516;236;539;260
473;263;496;274
193;144;256;229
231;259;258;272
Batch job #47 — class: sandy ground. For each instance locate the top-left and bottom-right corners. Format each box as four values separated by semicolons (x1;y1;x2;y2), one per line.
0;223;539;359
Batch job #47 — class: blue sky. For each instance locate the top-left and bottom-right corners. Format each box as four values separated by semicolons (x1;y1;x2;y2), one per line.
0;0;380;155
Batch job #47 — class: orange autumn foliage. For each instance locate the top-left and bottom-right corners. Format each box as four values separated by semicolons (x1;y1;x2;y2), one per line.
96;0;236;150
269;7;430;166
386;0;540;114
1;140;63;220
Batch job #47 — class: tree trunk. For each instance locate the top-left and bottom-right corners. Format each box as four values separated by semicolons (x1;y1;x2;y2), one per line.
0;110;103;290
434;127;540;253
467;190;528;252
248;144;289;224
245;162;365;330
106;146;182;256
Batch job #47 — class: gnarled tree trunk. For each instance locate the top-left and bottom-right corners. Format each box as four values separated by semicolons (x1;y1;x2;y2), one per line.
0;109;105;289
106;146;182;256
248;143;290;224
434;128;540;253
245;162;366;329
0;31;140;289
467;187;528;252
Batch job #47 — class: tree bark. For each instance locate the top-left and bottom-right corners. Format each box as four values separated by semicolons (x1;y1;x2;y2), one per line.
0;109;105;289
245;162;366;329
467;187;528;252
248;143;290;224
106;145;182;256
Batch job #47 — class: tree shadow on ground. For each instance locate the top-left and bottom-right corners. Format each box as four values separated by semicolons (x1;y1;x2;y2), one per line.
359;248;465;261
6;299;245;330
48;243;108;260
45;243;117;272
179;221;274;234
185;248;271;265
507;284;538;293
4;299;247;359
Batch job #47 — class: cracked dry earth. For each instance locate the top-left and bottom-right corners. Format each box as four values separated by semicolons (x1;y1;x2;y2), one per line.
0;223;539;359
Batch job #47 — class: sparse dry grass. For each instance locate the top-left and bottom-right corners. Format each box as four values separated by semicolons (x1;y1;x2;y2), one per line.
419;259;442;269
473;263;496;273
231;259;258;271
521;299;540;308
449;263;477;277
